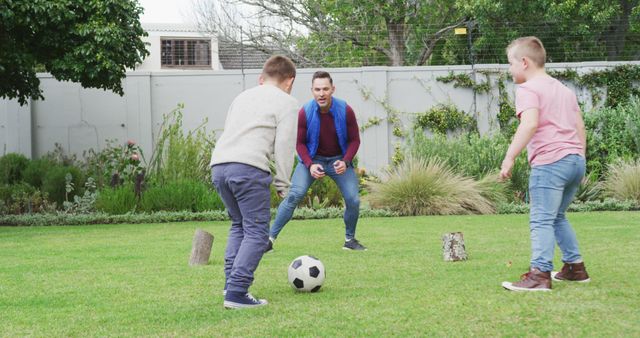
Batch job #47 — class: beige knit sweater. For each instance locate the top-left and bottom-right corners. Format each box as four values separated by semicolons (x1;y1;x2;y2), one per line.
210;84;299;194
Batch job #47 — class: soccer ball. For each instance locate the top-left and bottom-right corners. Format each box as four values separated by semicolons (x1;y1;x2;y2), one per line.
287;255;326;292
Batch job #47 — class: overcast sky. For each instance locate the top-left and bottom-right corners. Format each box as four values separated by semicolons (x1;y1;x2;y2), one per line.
137;0;194;23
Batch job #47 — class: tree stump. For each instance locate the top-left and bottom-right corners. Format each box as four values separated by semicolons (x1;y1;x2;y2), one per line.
442;232;467;261
189;229;214;266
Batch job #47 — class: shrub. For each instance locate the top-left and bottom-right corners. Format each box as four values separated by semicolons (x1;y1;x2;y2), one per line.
22;158;56;189
407;132;529;202
0;153;30;185
83;139;145;188
584;97;640;177
476;173;510;205
147;104;216;185
303;176;344;208
139;179;224;212
63;177;98;214
575;172;603;202
95;184;138;215
41;165;85;206
603;159;640;203
414;104;476;134
0;183;55;214
366;157;497;216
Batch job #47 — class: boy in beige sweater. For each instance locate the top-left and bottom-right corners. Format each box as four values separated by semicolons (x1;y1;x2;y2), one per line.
210;55;298;308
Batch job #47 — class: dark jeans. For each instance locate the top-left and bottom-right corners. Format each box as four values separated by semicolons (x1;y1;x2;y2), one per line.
212;163;272;293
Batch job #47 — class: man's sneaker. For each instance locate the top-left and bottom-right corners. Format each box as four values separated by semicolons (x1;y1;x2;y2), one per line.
264;238;274;253
552;262;590;283
343;238;367;251
223;291;268;309
502;268;552;292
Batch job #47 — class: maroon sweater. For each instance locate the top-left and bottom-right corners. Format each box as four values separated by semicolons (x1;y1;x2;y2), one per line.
297;104;360;168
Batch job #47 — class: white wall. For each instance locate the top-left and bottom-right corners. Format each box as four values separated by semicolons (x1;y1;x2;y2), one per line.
2;62;637;174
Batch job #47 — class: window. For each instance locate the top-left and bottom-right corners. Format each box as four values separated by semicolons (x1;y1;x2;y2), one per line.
161;39;211;68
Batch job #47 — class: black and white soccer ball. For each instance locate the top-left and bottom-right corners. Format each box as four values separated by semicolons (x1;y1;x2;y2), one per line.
287;255;326;292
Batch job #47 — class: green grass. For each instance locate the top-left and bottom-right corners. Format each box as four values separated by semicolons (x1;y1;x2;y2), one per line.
1;212;639;336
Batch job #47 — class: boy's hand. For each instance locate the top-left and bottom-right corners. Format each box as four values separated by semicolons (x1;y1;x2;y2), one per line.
310;164;325;179
500;157;514;181
333;160;346;175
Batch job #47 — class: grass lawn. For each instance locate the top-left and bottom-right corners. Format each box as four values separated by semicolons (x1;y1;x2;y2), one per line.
1;212;639;336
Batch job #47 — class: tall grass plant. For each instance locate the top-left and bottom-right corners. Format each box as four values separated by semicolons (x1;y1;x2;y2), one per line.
603;159;640;203
366;157;498;215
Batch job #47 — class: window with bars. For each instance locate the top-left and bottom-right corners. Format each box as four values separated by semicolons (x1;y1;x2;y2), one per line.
161;39;211;68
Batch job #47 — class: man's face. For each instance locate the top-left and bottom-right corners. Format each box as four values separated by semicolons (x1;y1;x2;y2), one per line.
311;77;335;111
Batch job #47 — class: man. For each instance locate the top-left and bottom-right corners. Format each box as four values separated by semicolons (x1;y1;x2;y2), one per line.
268;71;366;251
211;55;298;308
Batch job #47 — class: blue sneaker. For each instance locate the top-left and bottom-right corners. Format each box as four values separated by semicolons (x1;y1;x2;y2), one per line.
224;291;268;309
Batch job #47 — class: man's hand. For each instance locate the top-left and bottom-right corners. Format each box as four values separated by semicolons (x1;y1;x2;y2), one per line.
310;163;325;179
333;160;347;175
277;190;286;198
500;157;515;181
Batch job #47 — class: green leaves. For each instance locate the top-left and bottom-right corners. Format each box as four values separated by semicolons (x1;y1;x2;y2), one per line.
0;0;149;105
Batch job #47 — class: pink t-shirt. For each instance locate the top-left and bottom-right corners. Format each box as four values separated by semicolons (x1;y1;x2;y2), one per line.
515;75;585;166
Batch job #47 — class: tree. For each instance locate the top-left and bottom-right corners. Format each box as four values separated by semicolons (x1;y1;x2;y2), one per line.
453;0;640;64
0;0;149;105
191;0;467;67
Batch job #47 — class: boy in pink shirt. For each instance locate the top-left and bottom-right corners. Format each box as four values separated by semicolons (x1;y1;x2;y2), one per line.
500;37;591;292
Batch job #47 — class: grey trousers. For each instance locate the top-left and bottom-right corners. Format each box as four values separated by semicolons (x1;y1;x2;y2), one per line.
212;163;272;293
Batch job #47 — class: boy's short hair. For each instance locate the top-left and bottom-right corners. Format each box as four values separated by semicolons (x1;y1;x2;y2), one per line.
262;55;296;82
507;36;546;67
311;71;333;85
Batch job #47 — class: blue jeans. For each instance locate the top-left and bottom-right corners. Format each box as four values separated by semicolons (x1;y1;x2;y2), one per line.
529;154;585;272
270;155;360;240
212;163;272;293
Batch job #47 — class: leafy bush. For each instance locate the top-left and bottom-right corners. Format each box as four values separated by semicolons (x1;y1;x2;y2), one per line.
83;139;145;188
63;177;98;214
147;104;215;185
139;179;224;212
95;184;138;215
0;183;55;214
0;153;29;185
269;158;350;209
41;165;84;205
366;157;498;216
407;132;529;202
22;158;56;189
584;97;640;177
414;104;476;134
603;159;640;203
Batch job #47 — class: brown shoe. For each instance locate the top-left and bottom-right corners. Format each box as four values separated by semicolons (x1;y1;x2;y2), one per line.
552;262;590;283
502;268;552;292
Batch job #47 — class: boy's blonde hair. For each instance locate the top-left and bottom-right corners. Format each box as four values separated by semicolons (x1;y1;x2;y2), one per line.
506;37;546;67
262;55;296;83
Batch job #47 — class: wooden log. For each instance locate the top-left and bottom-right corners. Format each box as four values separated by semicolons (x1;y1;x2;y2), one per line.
189;229;214;266
442;232;467;261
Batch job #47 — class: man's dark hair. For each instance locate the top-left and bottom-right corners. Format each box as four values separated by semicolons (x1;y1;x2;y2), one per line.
262;55;296;82
311;71;333;85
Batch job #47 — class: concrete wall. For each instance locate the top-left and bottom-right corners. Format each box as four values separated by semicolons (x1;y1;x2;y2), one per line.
1;61;637;174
